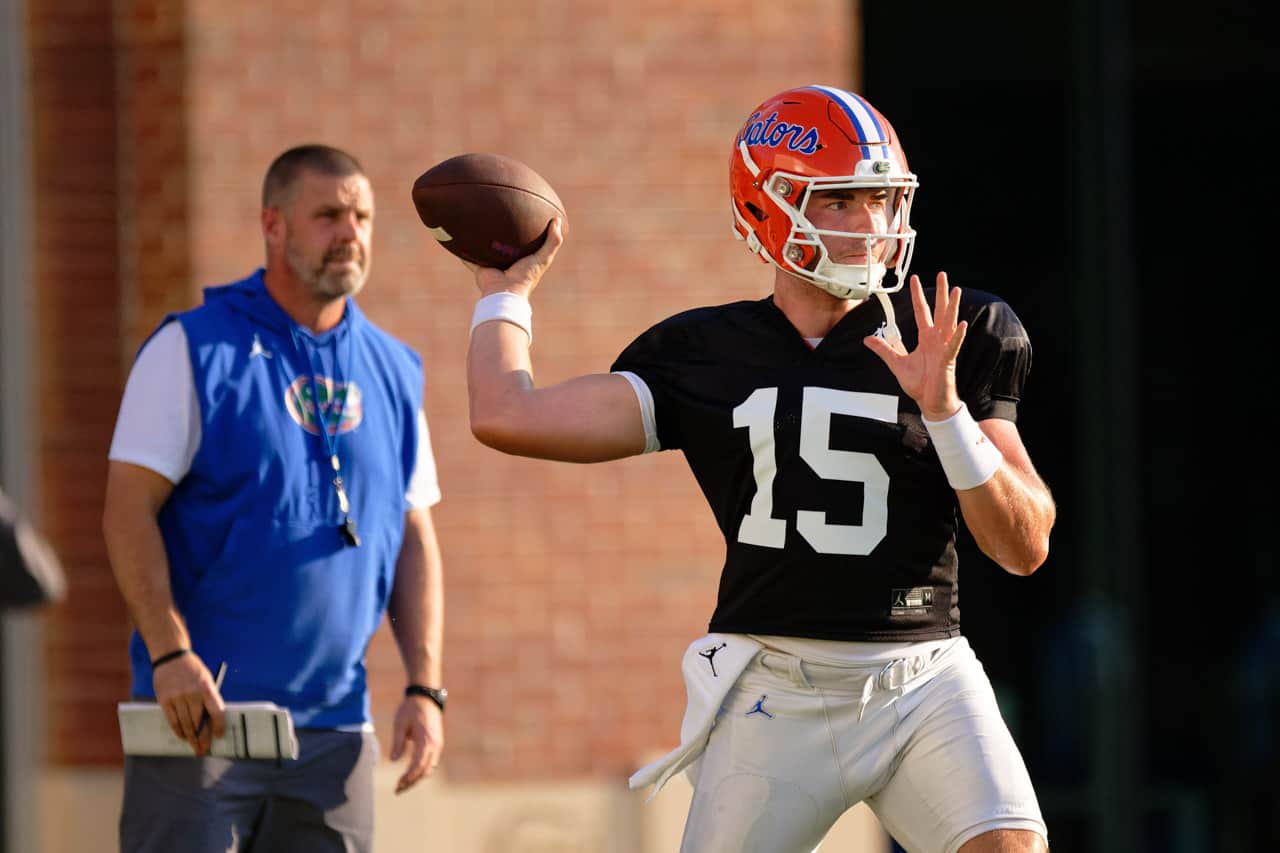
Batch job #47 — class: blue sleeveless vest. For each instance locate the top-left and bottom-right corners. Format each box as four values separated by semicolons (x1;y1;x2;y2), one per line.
127;269;424;728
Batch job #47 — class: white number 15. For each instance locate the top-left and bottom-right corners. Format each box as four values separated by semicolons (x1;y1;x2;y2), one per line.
733;387;897;556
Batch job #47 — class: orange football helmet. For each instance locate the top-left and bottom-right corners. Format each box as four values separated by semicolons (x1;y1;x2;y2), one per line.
730;85;918;312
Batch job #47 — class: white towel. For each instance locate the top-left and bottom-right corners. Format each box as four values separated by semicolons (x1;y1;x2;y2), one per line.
629;633;763;799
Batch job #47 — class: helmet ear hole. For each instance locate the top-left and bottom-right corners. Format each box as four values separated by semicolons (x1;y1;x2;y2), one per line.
744;202;767;222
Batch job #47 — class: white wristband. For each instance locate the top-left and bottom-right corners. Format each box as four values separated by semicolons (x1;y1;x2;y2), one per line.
470;292;532;345
922;403;1004;491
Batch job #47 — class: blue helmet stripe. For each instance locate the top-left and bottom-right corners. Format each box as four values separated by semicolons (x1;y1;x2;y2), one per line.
807;85;889;161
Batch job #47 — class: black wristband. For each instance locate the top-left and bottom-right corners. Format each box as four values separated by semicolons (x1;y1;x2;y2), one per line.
405;684;447;712
150;648;191;669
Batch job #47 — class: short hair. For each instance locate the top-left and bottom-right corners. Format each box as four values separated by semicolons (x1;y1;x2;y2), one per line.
262;144;365;208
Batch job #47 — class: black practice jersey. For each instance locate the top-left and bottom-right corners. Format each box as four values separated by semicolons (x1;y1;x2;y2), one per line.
611;289;1031;641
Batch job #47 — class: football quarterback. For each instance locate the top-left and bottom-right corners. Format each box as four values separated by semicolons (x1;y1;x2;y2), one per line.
461;85;1056;853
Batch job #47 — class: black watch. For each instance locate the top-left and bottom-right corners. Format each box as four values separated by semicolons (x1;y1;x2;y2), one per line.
405;684;447;712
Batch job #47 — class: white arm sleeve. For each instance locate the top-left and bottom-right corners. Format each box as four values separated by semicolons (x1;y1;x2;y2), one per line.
611;370;660;453
107;321;201;484
405;408;442;509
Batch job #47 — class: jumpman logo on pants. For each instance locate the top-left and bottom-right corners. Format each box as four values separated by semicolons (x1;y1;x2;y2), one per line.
698;642;728;677
745;694;774;719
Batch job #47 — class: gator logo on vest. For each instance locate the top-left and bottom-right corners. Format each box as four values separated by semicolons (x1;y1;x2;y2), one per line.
285;376;363;436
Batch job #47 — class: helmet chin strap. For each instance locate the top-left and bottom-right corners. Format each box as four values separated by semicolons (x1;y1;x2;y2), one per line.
874;290;902;348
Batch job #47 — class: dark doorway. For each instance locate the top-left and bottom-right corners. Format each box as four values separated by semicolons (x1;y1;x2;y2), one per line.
865;2;1275;851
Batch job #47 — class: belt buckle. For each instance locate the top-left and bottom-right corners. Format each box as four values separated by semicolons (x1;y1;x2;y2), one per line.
877;656;925;691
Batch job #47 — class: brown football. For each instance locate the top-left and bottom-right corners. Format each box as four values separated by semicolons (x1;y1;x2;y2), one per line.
411;152;566;270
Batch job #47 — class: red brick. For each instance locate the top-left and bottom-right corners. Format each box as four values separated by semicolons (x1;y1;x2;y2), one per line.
31;0;856;778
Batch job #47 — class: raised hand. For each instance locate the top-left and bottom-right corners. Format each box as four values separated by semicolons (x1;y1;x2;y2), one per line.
466;218;564;300
863;272;966;421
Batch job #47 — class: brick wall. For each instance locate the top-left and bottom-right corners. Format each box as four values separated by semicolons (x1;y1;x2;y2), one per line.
115;0;192;351
29;0;128;766
32;0;857;779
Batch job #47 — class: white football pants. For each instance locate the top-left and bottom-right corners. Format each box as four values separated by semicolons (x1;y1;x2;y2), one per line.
678;637;1047;853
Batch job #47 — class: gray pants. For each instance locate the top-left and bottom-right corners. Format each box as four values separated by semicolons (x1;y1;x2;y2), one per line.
120;729;378;853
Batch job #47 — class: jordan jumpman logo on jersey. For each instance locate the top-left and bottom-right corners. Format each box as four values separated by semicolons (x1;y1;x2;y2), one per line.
250;332;272;359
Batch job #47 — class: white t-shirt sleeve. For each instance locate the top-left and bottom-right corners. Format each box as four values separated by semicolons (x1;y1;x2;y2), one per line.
405;408;442;509
107;321;201;484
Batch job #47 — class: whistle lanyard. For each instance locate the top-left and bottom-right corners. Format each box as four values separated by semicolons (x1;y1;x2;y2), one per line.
289;319;362;548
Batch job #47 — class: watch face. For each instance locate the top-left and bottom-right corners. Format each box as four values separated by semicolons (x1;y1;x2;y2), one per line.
407;685;447;710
